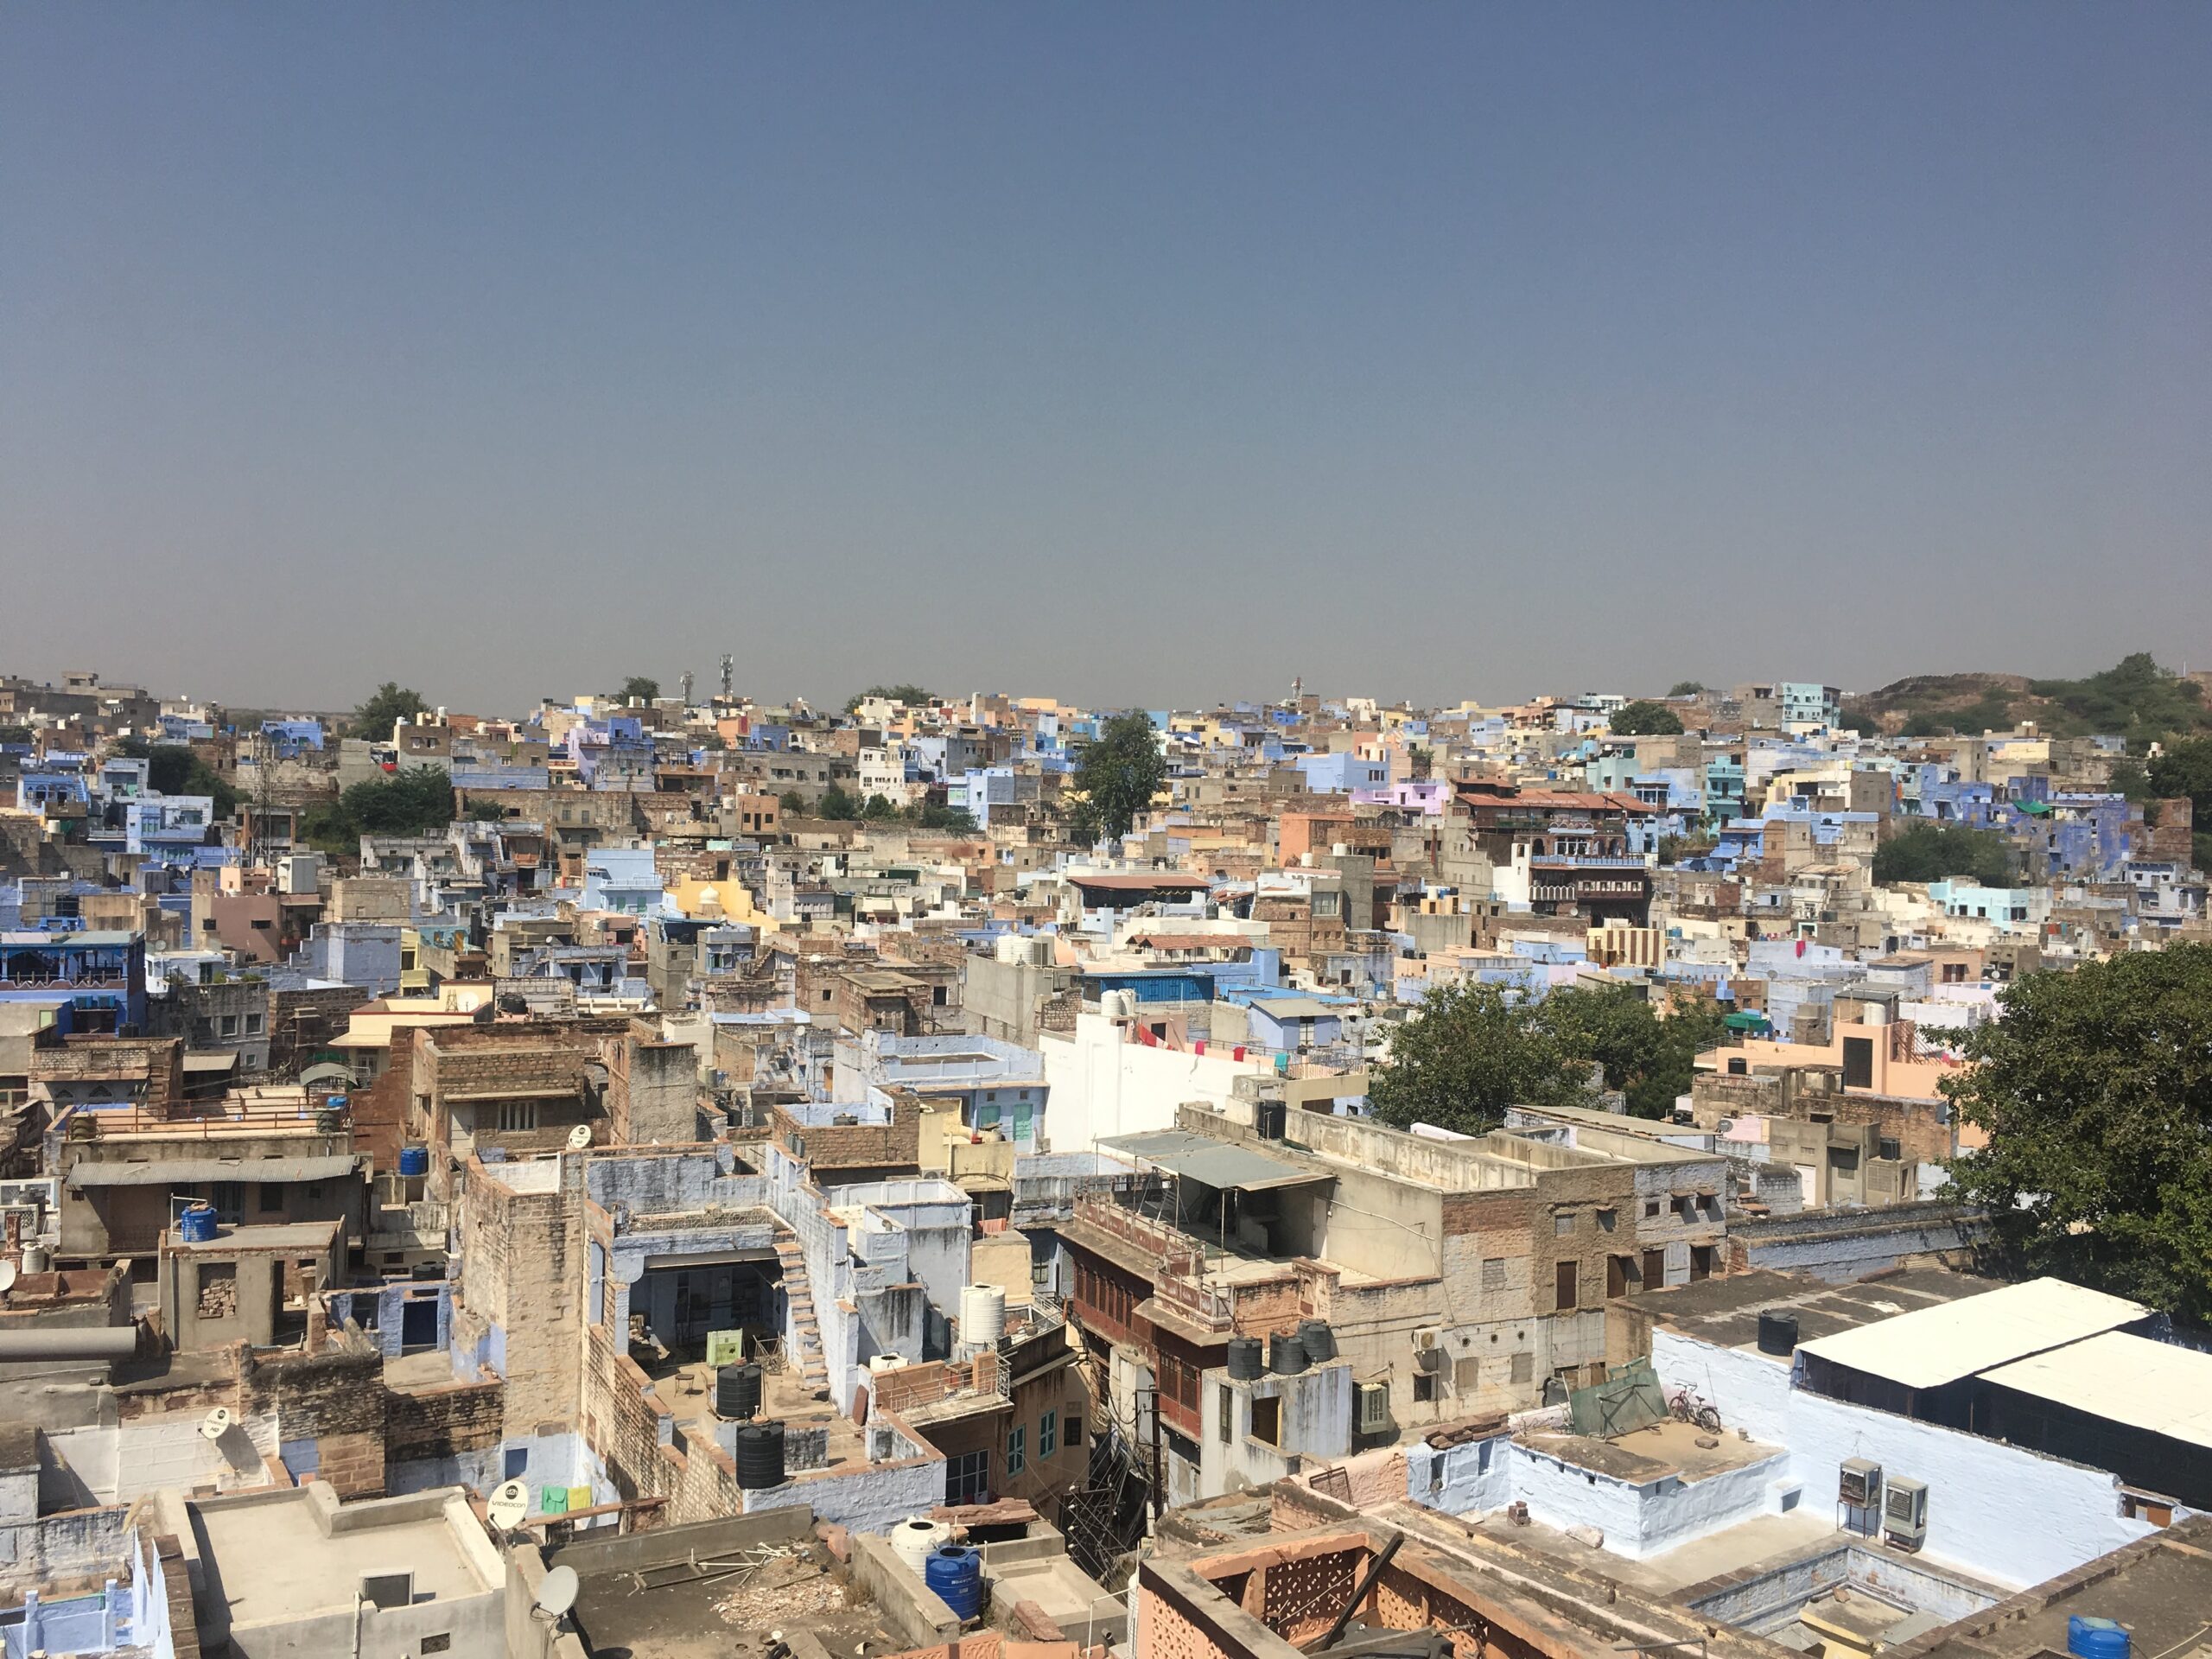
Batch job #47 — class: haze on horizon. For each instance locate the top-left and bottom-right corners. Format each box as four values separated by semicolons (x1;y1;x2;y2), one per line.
3;3;2208;717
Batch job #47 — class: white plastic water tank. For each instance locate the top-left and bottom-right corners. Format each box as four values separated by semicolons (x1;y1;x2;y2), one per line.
960;1284;1007;1346
868;1353;910;1375
1103;989;1137;1022
893;1516;950;1577
996;933;1030;964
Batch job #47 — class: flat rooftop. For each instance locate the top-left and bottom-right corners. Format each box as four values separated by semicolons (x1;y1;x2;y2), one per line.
1516;1416;1783;1485
195;1491;493;1624
1630;1265;2003;1357
1916;1516;2212;1659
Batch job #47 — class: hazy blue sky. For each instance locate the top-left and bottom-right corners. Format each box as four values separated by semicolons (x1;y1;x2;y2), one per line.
4;4;2208;715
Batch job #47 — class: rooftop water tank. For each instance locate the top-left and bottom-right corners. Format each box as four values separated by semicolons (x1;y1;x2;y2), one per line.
893;1517;950;1578
1225;1336;1266;1381
925;1546;984;1623
961;1284;1007;1346
1269;1332;1309;1376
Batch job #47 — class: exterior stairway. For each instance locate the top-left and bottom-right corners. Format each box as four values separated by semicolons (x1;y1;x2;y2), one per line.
773;1234;831;1397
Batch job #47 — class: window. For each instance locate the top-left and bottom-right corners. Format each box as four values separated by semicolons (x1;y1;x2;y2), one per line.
504;1446;529;1479
1217;1386;1234;1443
1553;1212;1575;1237
219;1014;239;1038
211;1182;245;1224
1006;1425;1027;1478
1413;1371;1437;1403
1250;1396;1281;1446
1841;1035;1875;1090
257;1185;285;1216
1065;1409;1083;1451
498;1100;538;1134
1480;1257;1506;1294
421;1635;451;1655
1644;1198;1661;1218
933;986;949;1007
1034;1406;1058;1459
1596;1209;1616;1233
946;1448;989;1505
1554;1260;1578;1311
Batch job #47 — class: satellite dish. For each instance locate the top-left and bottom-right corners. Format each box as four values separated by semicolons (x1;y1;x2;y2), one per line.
487;1479;530;1530
536;1564;580;1620
0;1262;16;1295
566;1123;593;1151
199;1406;234;1441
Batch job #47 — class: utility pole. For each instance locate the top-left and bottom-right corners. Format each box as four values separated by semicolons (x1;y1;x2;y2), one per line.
1137;1384;1165;1522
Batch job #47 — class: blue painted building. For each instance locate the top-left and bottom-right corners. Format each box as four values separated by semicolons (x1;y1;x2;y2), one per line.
0;930;147;1034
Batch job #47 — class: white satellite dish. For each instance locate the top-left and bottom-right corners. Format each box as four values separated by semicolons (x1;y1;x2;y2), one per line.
566;1123;593;1151
199;1406;234;1441
486;1479;530;1530
535;1564;580;1620
0;1262;16;1296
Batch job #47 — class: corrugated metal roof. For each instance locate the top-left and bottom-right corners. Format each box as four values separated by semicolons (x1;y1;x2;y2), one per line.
1096;1129;1328;1192
1980;1330;2212;1449
67;1154;361;1187
1796;1276;2146;1389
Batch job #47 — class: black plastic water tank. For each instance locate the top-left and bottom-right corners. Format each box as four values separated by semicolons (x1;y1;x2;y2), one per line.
716;1361;763;1420
1757;1310;1799;1356
1296;1319;1336;1363
1269;1332;1309;1376
1225;1336;1266;1381
734;1421;786;1489
1255;1099;1288;1141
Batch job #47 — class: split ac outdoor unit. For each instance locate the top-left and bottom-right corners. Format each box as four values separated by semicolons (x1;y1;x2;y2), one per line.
1411;1327;1445;1370
1357;1381;1391;1436
1883;1476;1928;1549
1839;1458;1882;1509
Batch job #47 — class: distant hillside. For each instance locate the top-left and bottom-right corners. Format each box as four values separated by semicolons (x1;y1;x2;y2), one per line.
1844;654;2212;745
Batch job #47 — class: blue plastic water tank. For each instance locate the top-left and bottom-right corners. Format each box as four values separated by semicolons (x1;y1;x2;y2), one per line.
925;1545;984;1623
2068;1618;2129;1659
178;1205;219;1243
398;1145;431;1178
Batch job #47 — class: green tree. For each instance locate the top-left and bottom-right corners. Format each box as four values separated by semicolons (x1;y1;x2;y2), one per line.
350;683;429;740
619;677;659;703
1537;985;1726;1120
817;785;861;821
844;683;935;715
779;791;808;817
1666;681;1707;698
861;793;900;820
1609;700;1684;736
1073;712;1168;841
1872;821;2014;886
1368;982;1583;1135
117;737;238;816
2149;738;2212;871
1942;945;2212;1322
914;802;979;833
299;766;454;855
2030;652;2211;746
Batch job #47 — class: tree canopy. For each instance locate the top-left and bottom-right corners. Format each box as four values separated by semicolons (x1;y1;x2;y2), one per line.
1666;681;1707;698
1370;981;1721;1134
1609;700;1684;736
1872;820;2014;886
350;683;429;740
1942;945;2212;1323
2029;652;2211;747
844;683;935;715
1073;712;1168;841
619;677;659;703
115;737;238;816
301;766;454;855
2147;737;2212;870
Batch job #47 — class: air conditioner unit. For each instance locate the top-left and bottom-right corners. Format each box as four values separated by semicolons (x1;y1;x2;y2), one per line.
1356;1381;1391;1436
1411;1327;1445;1371
1883;1476;1928;1549
1839;1458;1882;1510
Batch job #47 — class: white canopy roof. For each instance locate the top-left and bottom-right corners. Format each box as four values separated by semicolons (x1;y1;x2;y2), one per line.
1795;1276;2146;1390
